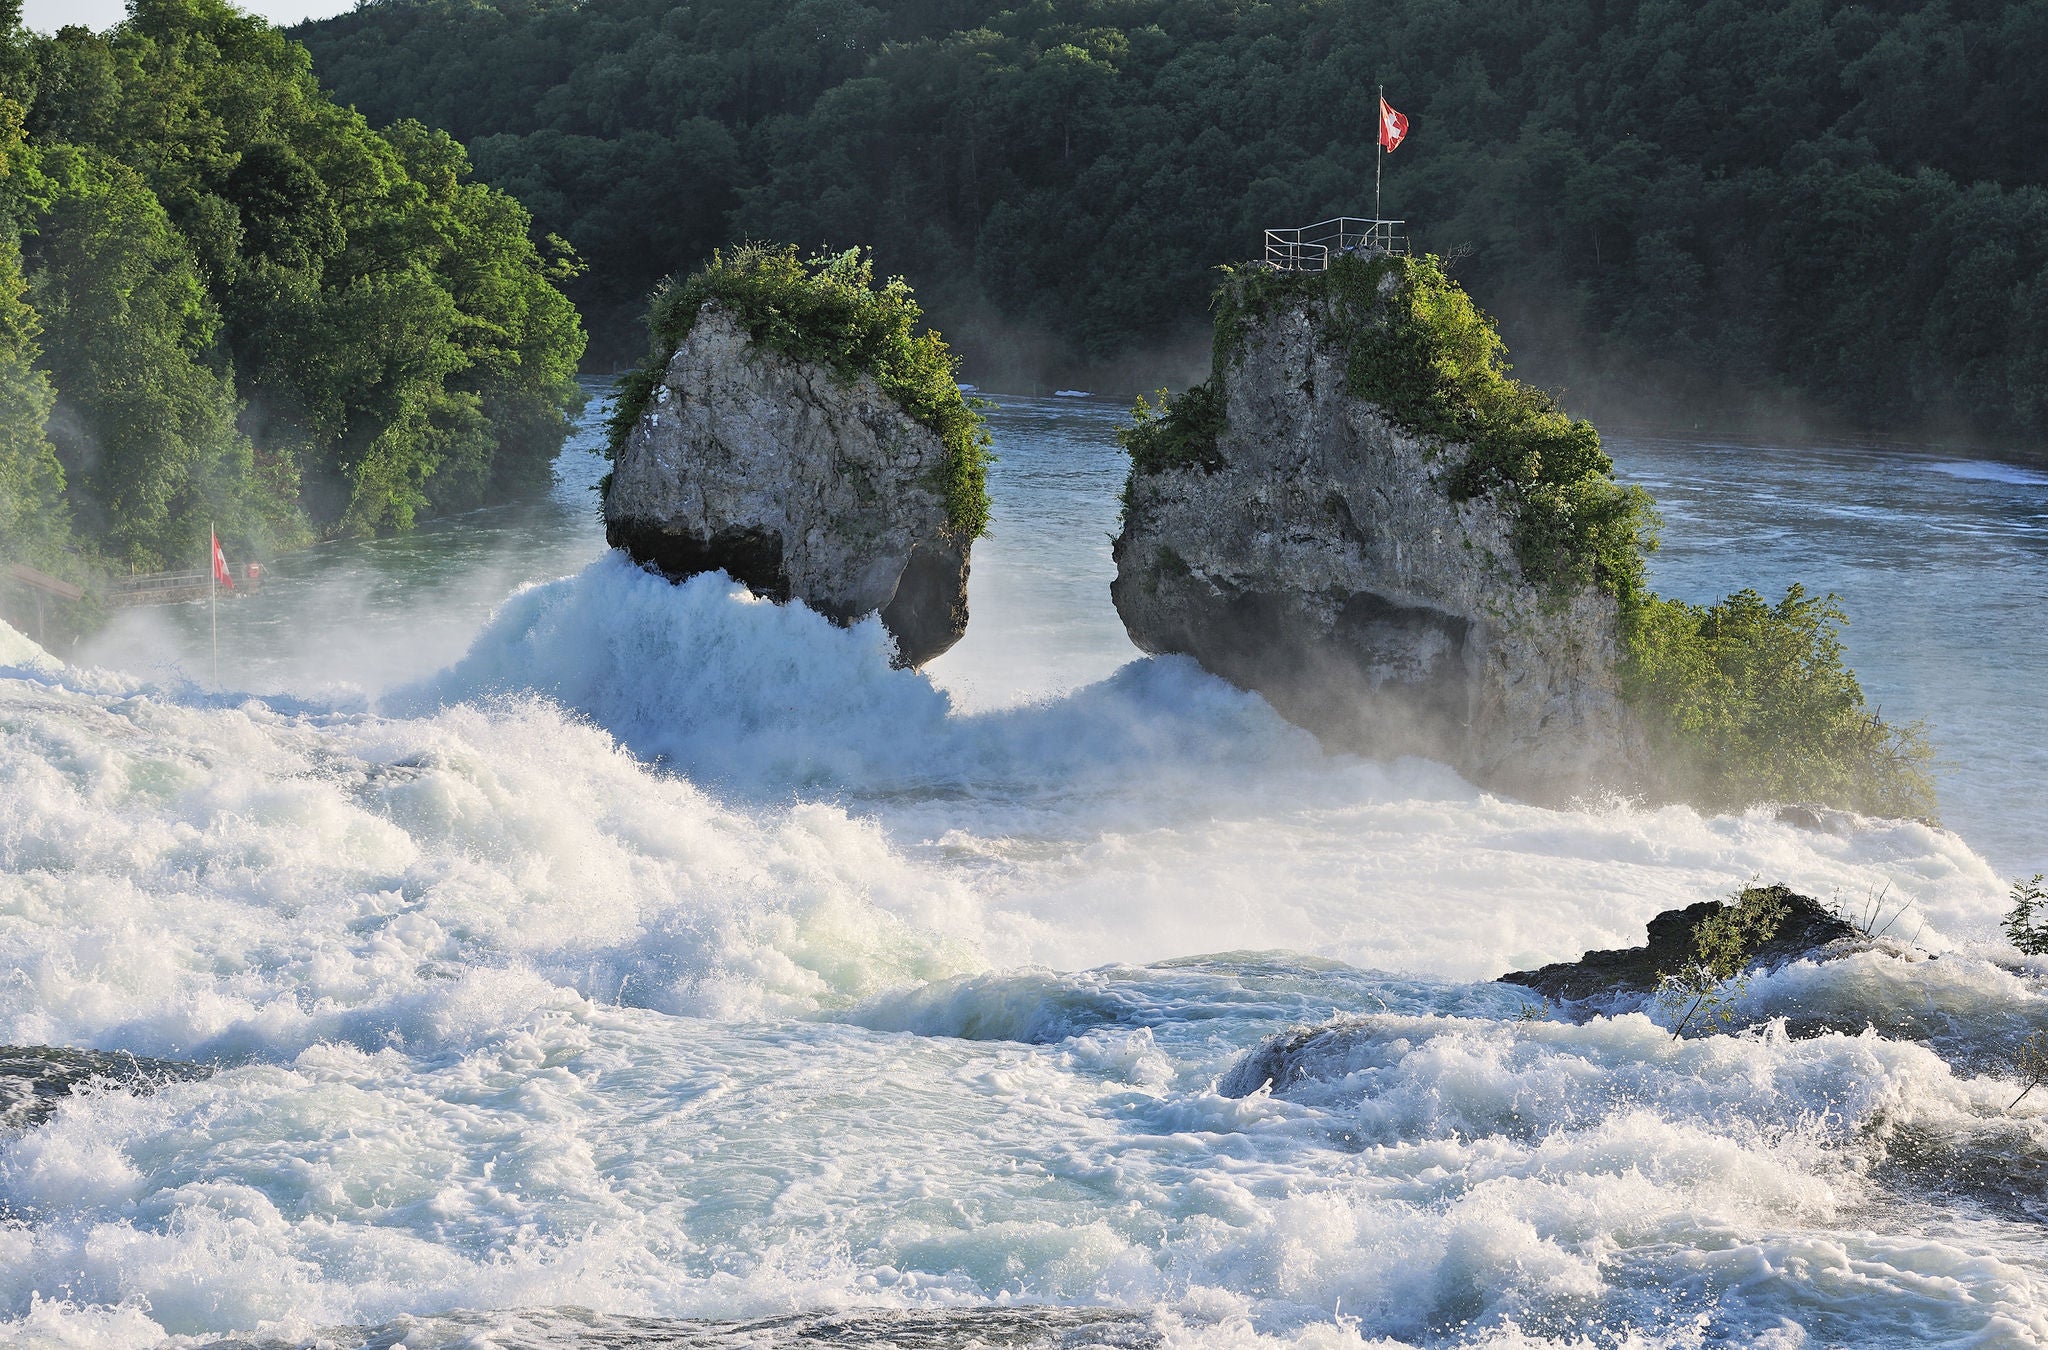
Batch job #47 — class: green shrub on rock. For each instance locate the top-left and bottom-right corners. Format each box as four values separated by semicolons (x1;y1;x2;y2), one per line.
1621;585;1936;818
1117;379;1226;480
1655;883;1791;1037
608;243;991;540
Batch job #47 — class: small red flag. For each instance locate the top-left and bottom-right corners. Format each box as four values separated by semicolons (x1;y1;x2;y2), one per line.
211;530;235;590
1379;96;1409;152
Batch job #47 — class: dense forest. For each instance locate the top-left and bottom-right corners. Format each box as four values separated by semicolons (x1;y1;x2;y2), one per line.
294;0;2048;444
0;0;583;607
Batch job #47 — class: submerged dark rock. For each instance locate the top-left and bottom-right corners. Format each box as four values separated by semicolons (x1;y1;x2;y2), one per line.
1497;885;1859;1005
0;1044;213;1131
604;303;971;667
1773;803;1867;835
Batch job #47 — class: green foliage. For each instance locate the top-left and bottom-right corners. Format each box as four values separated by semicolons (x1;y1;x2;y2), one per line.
1117;380;1225;478
1;0;585;574
0;239;62;564
300;0;2048;445
27;143;290;568
610;242;991;539
1655;884;1791;1038
0;97;69;577
2005;875;2048;957
1622;584;1937;818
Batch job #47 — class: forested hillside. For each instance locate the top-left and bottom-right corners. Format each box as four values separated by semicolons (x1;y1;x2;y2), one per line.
294;0;2048;443
0;0;583;598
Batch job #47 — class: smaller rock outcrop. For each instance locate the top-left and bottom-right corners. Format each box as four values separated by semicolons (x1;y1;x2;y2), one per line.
608;304;968;666
1497;885;1858;1005
604;247;989;669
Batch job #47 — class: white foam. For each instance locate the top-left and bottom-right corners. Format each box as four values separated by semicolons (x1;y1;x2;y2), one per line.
0;675;989;1060
385;557;2013;981
0;619;60;674
0;551;2037;1347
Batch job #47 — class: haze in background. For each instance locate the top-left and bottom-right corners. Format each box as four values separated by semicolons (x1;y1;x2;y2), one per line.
21;0;354;32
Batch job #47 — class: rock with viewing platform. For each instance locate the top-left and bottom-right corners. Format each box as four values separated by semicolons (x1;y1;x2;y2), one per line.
1111;253;1644;801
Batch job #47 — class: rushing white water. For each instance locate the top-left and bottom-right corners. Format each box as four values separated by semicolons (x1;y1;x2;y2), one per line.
2;396;2045;1348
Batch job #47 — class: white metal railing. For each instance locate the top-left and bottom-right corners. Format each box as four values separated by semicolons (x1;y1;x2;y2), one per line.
1263;217;1408;271
106;569;213;607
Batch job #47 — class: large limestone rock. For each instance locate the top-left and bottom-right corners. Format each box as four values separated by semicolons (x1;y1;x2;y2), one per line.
1111;283;1639;801
605;303;970;666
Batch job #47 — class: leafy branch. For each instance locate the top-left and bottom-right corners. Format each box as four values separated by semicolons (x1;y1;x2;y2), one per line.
2004;874;2048;956
1655;885;1790;1039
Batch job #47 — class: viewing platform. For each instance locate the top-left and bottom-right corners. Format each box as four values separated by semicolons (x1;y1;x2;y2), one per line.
1264;217;1408;271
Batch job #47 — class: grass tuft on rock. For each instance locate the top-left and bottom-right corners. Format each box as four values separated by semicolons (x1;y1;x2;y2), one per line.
607;243;991;539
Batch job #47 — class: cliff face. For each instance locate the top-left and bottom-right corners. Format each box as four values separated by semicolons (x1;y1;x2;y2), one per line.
605;303;969;667
1111;279;1639;802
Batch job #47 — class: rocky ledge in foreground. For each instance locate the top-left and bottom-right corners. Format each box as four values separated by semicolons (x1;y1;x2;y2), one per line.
1497;885;1859;1006
1111;256;1640;801
606;294;977;668
1;1044;212;1131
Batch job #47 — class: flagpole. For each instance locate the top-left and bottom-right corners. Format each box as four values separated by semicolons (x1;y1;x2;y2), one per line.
209;522;218;688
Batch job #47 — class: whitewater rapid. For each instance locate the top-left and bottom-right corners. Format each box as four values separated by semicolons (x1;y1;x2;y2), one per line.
3;399;2046;1348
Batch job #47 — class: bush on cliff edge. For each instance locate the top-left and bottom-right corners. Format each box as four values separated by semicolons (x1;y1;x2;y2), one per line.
1623;585;1935;817
607;243;991;539
1119;252;1936;818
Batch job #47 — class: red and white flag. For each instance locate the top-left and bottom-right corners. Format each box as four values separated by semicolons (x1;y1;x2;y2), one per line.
211;529;235;590
1379;96;1409;152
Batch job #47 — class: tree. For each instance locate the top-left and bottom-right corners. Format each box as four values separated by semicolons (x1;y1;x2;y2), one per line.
27;144;294;568
2;0;587;568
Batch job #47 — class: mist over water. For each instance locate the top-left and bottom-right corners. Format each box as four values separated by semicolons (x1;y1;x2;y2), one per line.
3;394;2045;1347
73;406;614;701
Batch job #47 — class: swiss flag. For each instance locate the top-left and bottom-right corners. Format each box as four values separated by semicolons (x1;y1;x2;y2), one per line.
1379;96;1409;152
211;529;235;590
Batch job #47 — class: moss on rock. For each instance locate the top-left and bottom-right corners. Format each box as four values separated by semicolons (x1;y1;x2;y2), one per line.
608;243;991;539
